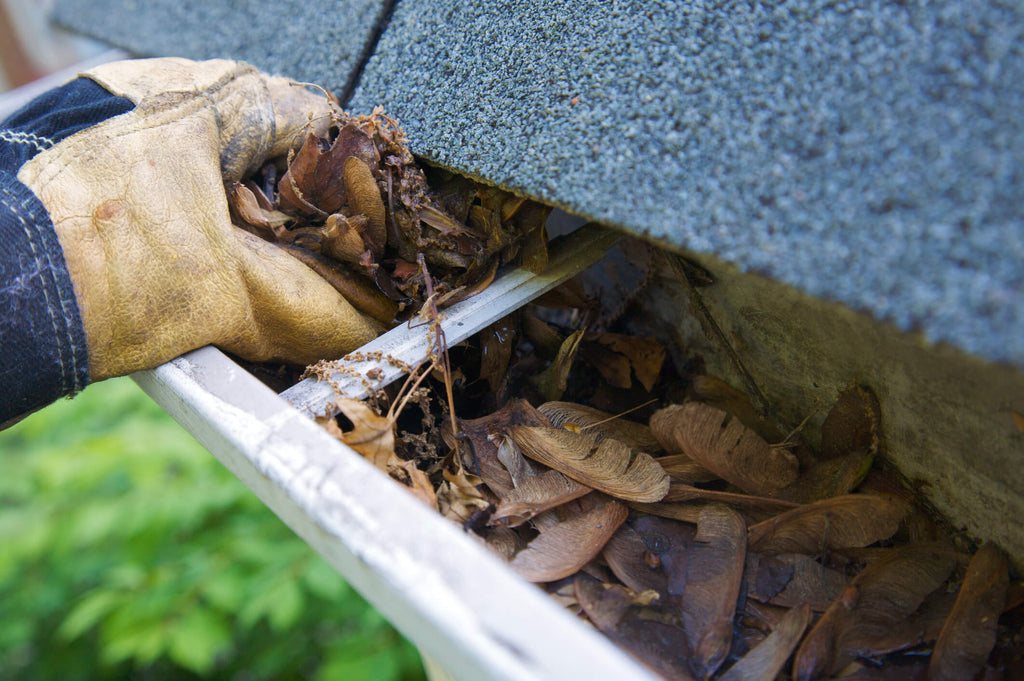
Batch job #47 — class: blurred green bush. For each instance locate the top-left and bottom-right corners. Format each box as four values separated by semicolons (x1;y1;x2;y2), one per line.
0;378;424;681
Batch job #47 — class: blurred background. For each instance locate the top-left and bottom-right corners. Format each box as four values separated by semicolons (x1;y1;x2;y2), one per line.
0;2;424;679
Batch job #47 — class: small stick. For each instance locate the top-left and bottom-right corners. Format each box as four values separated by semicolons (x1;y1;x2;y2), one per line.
417;253;460;438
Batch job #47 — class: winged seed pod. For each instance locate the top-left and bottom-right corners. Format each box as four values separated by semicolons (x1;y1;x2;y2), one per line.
650;403;799;496
510;426;670;503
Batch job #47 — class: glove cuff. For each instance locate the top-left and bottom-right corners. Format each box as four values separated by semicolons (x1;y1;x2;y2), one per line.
0;169;90;426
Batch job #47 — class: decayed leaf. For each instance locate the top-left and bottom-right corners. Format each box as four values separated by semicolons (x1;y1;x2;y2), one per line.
330;397;395;469
491;469;590;527
602;524;669;595
777;447;875;504
277;131;323;216
629;515;697;598
539;401;663;453
508;496;627;582
793;543;959;681
628;501;704;525
654;454;719;484
574;573;696;681
480;317;516;394
494;433;538;486
840;590;956;658
745;553;849;612
719;604;812;681
437;465;490;523
929;543;1010;681
1011;409;1024;432
389;458;438;509
521;313;565;359
510;426;670;503
682;505;748;680
747;494;906;556
820;384;883;460
689;375;787;444
651;403;799;496
530;330;585;401
584;333;665;393
450;399;554;496
665;482;800;513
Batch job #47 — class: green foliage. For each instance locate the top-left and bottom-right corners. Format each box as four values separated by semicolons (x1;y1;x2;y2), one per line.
0;378;425;681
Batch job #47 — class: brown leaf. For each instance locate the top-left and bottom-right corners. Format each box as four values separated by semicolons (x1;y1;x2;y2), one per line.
747;553;849;612
777;447;875;504
930;543;1010;681
342;156;387;256
719;603;812;681
580;339;632;388
480;317;516;395
682;505;748;680
510;426;670;503
450;399;554;496
491;468;591;527
521;313;565;359
651;403;799;496
574;573;697;681
389;458;438;509
689;375;787;444
665;482;800;514
320;213;369;264
587;332;666;392
627;514;697;599
539;401;664;453
655;454;719;484
820;384;883;460
793;543;959;681
1011;409;1024;432
331;397;394;469
508;495;627;582
748;494;906;556
277;131;324;216
628;501;704;525
437;466;490;523
529;330;584;401
602;524;670;595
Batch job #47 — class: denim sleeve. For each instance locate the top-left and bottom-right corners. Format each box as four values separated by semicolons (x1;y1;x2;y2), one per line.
0;77;133;427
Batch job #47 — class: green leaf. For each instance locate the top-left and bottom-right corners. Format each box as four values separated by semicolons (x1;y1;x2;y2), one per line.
317;646;401;681
167;608;231;674
267;578;304;632
303;558;348;601
58;590;122;642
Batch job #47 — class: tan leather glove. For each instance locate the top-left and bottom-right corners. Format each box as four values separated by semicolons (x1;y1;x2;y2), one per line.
17;58;381;380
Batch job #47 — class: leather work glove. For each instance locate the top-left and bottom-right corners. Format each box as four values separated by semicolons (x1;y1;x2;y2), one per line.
16;58;382;382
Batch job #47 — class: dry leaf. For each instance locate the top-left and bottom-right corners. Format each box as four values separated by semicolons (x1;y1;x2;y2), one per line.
793;543;959;681
494;432;538;486
820;384;883;460
331;397;395;469
682;504;748;680
746;553;849;612
539;401;663;453
1011;409;1024;432
664;482;800;513
929;543;1010;681
585;332;666;392
748;494;906;555
491;469;591;527
511;426;670;503
530;330;585;401
651;403;799;496
480;317;516;394
521;313;565;359
437;466;490;523
628;501;704;525
777;447;875;504
574;573;697;681
719;603;812;681
602;524;670;595
389;458;438;509
689;375;787;444
508;496;627;582
654;454;719;484
450;399;553;496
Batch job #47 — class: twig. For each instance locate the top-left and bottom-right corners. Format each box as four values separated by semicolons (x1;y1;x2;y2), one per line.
417;253;460;438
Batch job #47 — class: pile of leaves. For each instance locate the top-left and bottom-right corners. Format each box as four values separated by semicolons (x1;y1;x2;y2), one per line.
229;107;549;326
315;272;1023;681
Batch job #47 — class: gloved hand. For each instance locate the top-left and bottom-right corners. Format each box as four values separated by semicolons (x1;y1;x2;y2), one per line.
16;58;382;381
